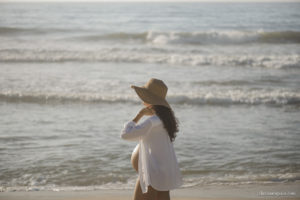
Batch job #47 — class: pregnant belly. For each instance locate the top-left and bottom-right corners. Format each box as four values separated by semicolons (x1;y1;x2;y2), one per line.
131;144;139;172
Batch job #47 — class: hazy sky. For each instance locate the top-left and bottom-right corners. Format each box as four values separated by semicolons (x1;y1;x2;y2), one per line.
1;0;300;2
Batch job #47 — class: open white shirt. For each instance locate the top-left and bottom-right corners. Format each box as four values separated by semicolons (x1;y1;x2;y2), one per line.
121;114;183;193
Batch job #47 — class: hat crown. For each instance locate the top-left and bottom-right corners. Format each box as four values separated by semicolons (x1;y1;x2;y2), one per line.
145;78;168;99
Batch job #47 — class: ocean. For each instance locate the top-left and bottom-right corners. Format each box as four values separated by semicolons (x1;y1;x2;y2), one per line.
0;2;300;192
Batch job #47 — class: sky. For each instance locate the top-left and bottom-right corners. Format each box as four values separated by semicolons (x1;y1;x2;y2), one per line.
1;0;300;2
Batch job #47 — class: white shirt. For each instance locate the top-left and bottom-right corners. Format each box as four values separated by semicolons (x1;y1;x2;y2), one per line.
121;114;183;193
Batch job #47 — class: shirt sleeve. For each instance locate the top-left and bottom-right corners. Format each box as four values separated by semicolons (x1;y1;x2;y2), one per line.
120;118;153;141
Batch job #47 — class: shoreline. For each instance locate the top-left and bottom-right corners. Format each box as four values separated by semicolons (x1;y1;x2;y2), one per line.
1;183;299;200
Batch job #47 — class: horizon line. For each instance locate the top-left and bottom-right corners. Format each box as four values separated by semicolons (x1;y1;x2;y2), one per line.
1;0;300;2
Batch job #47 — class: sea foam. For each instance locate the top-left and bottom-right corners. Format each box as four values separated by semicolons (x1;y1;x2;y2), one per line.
0;49;299;69
1;89;299;106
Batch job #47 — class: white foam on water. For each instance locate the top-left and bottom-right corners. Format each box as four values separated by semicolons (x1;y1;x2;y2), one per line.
1;172;299;192
0;89;299;106
0;49;299;69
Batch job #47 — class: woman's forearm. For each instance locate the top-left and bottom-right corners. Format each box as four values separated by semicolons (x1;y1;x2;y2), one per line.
133;112;143;123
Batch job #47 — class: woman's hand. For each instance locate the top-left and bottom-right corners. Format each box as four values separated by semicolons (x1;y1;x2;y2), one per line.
132;107;154;123
138;107;153;116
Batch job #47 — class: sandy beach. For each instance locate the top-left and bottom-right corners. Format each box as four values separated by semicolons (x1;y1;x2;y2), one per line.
1;183;299;200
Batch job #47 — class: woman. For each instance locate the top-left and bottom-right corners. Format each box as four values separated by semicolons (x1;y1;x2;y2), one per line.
121;78;183;200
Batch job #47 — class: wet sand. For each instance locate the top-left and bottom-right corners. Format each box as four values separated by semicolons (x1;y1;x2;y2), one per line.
1;183;299;200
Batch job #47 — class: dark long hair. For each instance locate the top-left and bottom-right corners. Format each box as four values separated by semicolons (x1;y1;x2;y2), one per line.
150;105;179;142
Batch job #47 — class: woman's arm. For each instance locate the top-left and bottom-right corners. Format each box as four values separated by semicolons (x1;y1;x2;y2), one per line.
121;107;154;141
133;112;143;123
121;117;152;141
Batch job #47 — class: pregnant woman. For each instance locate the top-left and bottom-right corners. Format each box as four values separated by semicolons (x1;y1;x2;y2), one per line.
121;78;182;200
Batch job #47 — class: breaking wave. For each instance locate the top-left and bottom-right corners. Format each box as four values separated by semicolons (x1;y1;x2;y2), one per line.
1;90;299;106
1;26;300;45
71;30;300;45
0;49;299;69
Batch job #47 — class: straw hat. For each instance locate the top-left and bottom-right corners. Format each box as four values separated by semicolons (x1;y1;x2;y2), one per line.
131;78;171;109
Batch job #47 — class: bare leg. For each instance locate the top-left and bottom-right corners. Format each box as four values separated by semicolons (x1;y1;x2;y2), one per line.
157;190;170;200
133;178;144;200
134;178;158;200
132;145;161;200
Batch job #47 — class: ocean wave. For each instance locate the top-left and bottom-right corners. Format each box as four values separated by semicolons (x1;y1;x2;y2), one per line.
1;26;300;45
72;30;300;45
1;49;299;69
1;172;299;192
192;79;283;86
0;26;73;35
147;30;300;45
0;26;42;35
1;90;299;106
182;173;300;187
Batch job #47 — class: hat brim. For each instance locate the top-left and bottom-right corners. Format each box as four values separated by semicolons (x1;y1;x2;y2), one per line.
131;85;171;109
